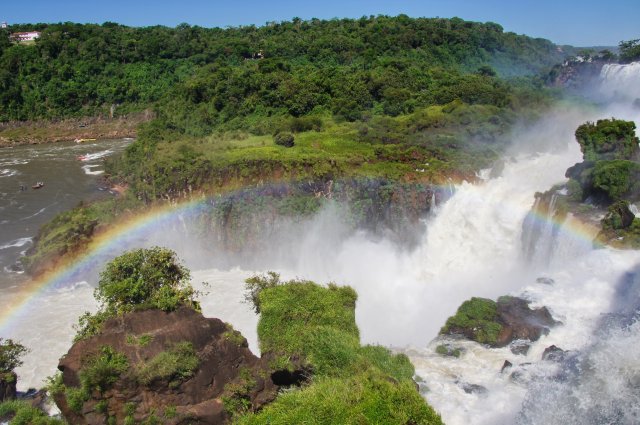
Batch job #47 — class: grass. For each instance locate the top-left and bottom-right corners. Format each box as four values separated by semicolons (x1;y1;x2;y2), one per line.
235;276;443;424
257;280;359;356
236;371;442;425
440;297;502;345
0;400;66;425
136;342;199;386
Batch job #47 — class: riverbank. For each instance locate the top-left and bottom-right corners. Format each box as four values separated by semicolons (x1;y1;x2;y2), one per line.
0;112;152;147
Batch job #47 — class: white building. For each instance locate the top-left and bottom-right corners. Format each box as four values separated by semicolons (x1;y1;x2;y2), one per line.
1;22;7;29
11;31;41;42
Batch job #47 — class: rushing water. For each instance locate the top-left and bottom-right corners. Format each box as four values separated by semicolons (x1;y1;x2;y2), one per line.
0;139;132;283
2;65;640;424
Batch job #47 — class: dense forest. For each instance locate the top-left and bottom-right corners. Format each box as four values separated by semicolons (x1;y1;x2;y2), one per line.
0;15;568;124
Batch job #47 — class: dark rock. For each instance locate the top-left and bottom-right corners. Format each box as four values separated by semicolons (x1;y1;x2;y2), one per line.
509;363;533;384
17;388;48;412
509;340;531;356
55;307;301;425
536;277;555;285
0;371;17;402
494;297;558;347
501;360;513;373
460;382;488;395
542;345;567;362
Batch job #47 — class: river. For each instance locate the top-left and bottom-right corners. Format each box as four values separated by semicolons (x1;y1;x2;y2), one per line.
0;139;132;285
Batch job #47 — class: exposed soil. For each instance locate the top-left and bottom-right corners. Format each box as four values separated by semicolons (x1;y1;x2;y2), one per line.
0;111;153;147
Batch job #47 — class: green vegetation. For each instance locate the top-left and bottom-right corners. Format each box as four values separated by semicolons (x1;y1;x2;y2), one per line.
574;119;639;161
0;17;566;122
79;346;129;393
549;118;640;249
74;247;199;340
136;342;199;386
0;400;65;425
0;338;28;374
95;246;198;314
591;160;640;202
237;372;442;425
126;334;154;347
222;367;256;417
274;132;295;147
567;119;640;204
63;345;129;414
619;39;640;63
22;194;143;274
222;324;247;347
597;201;640;248
440;297;502;345
235;274;442;424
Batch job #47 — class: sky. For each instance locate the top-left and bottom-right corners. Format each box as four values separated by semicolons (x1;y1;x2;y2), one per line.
2;0;638;47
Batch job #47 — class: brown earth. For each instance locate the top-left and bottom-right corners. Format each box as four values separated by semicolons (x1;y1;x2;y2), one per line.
0;111;153;147
55;307;303;424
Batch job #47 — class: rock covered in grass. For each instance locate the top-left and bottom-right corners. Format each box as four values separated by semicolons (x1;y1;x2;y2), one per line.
54;307;285;425
440;296;558;347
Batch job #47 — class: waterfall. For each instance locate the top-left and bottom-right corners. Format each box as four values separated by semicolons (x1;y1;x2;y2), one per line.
598;62;640;102
521;193;560;266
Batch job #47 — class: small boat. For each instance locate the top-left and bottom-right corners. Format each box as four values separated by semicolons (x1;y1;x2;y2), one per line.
76;155;87;161
75;138;96;144
32;182;44;189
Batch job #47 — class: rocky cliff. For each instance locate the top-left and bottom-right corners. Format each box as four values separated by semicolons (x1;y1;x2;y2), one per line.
54;307;295;425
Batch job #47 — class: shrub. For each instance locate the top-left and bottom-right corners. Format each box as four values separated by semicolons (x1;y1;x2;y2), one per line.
80;346;129;393
289;116;323;133
274;132;295;147
95;247;198;315
0;338;28;373
136;342;199;386
244;271;282;313
75;248;200;340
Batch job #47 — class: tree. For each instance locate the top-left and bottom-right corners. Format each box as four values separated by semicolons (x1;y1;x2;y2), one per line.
0;338;28;373
274;132;295;147
95;246;198;314
619;39;640;63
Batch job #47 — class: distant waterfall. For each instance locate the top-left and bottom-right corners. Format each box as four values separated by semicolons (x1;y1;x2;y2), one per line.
599;62;640;102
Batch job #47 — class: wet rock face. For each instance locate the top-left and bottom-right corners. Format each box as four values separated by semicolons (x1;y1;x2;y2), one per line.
55;307;289;425
0;372;17;402
495;297;558;347
542;345;568;362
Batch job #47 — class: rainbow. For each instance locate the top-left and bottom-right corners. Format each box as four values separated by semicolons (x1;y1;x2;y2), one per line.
0;197;210;335
0;186;604;336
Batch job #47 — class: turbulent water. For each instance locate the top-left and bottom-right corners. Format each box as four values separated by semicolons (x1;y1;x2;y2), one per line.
2;65;640;424
0;139;132;282
599;62;640;102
